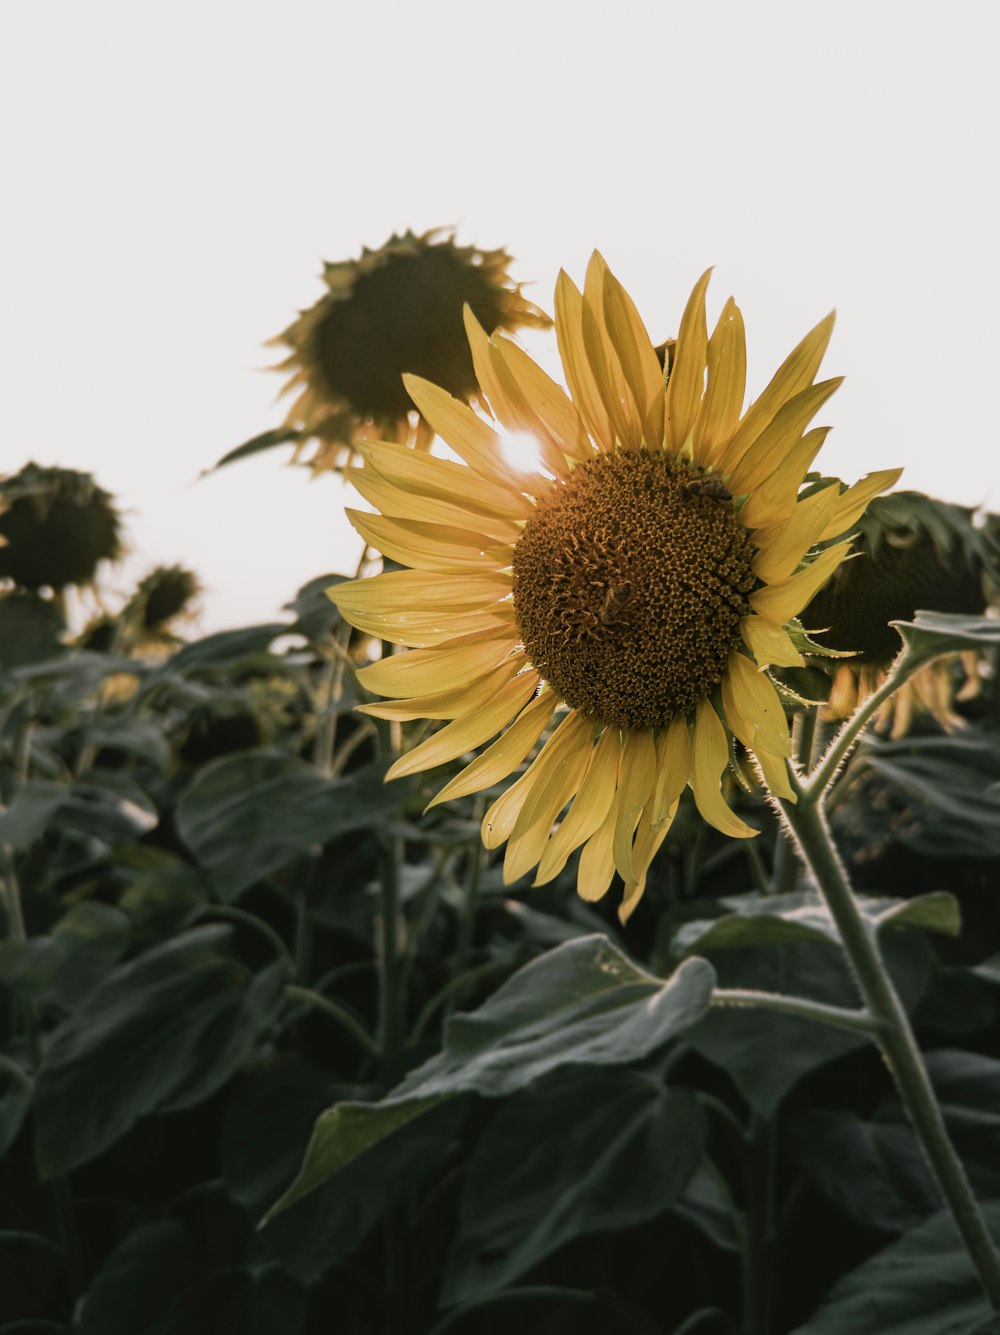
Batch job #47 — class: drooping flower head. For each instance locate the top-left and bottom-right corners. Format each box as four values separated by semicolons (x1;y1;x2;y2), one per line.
803;491;1000;736
0;463;123;592
271;229;550;474
329;257;901;920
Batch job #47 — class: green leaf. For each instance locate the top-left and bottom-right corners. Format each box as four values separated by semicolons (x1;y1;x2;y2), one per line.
208;426;303;472
73;719;172;772
0;1232;64;1322
57;770;159;845
674;889;960;958
0;902;131;1010
0;592;65;669
161;624;295;677
851;731;1000;861
670;1160;742;1253
893;610;1000;668
74;1221;197;1335
34;927;285;1176
443;1068;705;1304
261;1096;470;1280
220;1053;339;1216
144;1268;306;1335
793;1200;1000;1333
176;752;410;900
284;574;345;642
0;782;66;850
393;937;716;1102
0;1057;32;1155
688;931;929;1116
788;1109;938;1233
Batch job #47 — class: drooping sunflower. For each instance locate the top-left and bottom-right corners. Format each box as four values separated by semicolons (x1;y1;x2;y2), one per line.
803;491;1000;736
270;229;550;474
329;256;900;920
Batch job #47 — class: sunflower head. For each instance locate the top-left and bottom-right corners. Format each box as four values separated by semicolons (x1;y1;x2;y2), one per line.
273;229;551;474
330;255;900;920
132;564;201;632
803;490;1000;733
0;464;123;592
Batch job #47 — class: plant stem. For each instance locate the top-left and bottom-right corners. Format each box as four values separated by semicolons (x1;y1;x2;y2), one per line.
284;985;379;1060
779;769;1000;1310
802;648;918;796
709;987;878;1038
743;1112;776;1335
373;709;404;1080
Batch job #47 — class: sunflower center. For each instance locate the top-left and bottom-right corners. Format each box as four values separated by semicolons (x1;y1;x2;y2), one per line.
512;452;757;731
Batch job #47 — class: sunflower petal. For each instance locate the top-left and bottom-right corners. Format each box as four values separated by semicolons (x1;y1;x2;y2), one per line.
742;613;806;668
345;604;513;647
815;468;904;542
723;312;836;471
354;439;534;519
650;714;693;828
725;378;843;496
357;632;513;698
504;711;595;882
600;266;666;449
737;428;830;531
750;541;852;624
386;671;541;780
535;727;622;884
491;335;593;461
582;254;639;450
612;728;658;883
330;568;511;614
402;373;536;489
665;269;712;455
619;818;671;923
555;270;614;448
429;688;557;806
720;653;791;757
577;799;620;903
753;746;796;801
359;655;528;721
346;510;512;574
691;700;758;839
693;298;746;468
752;485;842;585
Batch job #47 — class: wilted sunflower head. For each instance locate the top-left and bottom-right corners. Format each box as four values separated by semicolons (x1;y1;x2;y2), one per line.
0;464;123;592
329;255;901;921
131;564;201;632
273;229;551;474
803;491;1000;734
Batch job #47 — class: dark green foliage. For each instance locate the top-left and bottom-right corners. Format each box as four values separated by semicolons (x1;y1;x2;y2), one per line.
1;585;999;1335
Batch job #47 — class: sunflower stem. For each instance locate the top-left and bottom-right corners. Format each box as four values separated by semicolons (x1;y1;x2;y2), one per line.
802;646;919;796
374;710;405;1080
778;772;1000;1311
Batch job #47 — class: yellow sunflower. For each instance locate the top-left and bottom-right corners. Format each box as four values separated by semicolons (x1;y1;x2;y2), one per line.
329;256;901;921
272;229;550;474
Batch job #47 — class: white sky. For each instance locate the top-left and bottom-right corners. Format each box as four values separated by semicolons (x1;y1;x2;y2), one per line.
2;1;997;631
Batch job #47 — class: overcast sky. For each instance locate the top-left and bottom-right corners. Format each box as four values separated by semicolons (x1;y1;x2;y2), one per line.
2;1;997;631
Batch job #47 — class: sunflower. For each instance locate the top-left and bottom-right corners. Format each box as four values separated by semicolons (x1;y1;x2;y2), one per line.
271;229;550;474
329;256;900;921
803;491;1000;736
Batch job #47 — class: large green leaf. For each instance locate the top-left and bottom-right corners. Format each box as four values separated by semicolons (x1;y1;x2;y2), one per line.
0;1232;63;1322
443;1068;705;1304
159;624;294;677
260;1095;470;1281
851;732;1000;861
34;926;284;1176
0;1057;32;1156
793;1200;1000;1333
687;931;930;1116
176;752;409;900
74;1222;197;1335
673;889;960;958
893;610;1000;667
393;936;716;1103
0;902;131;1010
0;782;66;850
267;940;713;1226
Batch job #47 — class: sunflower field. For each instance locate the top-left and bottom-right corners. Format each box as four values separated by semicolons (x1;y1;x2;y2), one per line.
2;241;1000;1335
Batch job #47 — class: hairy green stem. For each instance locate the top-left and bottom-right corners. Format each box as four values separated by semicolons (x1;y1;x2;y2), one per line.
709;987;878;1037
779;770;1000;1310
802;647;918;796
